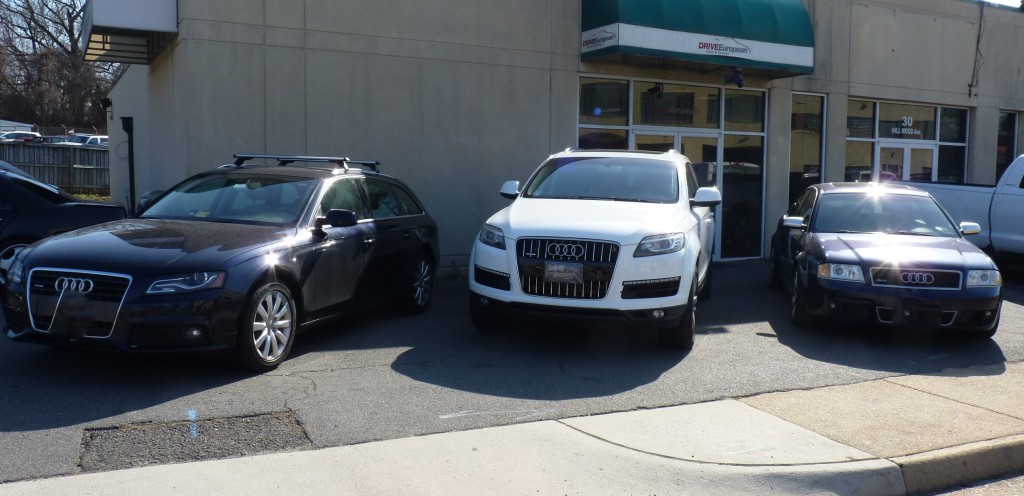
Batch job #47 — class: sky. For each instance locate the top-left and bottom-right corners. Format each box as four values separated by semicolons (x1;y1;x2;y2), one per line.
986;0;1021;6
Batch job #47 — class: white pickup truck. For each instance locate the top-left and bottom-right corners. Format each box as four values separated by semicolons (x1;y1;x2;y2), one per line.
898;154;1024;255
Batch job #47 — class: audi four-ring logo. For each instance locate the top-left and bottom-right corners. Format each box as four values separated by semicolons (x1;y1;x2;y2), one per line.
900;272;935;284
55;277;94;294
546;243;585;258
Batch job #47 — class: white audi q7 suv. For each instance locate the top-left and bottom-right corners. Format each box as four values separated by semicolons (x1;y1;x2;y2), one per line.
469;148;722;349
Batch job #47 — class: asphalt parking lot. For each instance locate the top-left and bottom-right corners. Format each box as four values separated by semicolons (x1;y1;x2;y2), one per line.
1;258;1023;485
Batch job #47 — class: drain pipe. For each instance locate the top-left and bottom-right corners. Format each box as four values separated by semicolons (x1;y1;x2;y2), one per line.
120;117;136;215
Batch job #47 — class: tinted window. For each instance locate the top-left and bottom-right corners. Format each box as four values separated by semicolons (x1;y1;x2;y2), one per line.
684;162;699;199
363;178;406;219
389;183;424;215
523;157;679;203
812;192;958;237
143;173;318;225
319;179;366;220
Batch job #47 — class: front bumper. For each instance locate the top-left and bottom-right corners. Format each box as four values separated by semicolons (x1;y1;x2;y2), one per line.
3;284;244;352
804;277;1001;332
469;238;696;329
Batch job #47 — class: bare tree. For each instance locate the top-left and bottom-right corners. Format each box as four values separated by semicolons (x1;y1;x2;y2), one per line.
0;0;118;131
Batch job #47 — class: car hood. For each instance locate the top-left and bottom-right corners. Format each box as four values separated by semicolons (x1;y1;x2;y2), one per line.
488;198;687;244
813;233;997;269
22;219;297;275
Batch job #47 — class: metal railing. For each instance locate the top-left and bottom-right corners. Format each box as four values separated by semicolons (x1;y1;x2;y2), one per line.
0;142;110;195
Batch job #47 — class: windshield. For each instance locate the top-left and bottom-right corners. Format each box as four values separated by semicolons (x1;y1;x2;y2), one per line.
522;157;679;203
141;173;319;225
67;135;90;144
812;192;959;237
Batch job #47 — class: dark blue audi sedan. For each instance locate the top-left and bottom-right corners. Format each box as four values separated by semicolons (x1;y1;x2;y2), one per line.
768;182;1001;337
3;154;439;371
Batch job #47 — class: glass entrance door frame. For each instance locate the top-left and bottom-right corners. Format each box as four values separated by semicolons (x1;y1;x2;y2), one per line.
631;129;726;260
875;141;938;181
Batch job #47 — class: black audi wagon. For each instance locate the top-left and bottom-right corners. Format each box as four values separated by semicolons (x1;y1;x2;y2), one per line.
3;155;439;370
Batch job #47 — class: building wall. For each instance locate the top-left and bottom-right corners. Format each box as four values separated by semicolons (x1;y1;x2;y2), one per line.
108;0;1024;268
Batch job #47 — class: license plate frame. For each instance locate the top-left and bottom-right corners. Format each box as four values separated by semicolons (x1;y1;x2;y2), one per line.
544;261;584;284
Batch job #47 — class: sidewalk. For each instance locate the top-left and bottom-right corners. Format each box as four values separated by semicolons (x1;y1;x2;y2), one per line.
2;363;1023;496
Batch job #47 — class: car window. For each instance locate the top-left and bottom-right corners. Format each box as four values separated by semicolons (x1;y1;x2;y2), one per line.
812;192;958;237
142;173;318;225
684;162;700;199
362;178;408;219
388;182;424;215
523;157;679;203
319;178;366;220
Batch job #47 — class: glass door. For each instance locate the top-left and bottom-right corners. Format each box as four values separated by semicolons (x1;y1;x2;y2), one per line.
877;143;937;181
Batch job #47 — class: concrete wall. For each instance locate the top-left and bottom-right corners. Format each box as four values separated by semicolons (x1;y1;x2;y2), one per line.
111;0;581;273
108;0;1024;267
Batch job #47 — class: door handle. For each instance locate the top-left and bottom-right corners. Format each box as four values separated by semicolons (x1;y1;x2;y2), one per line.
402;232;411;239
363;237;376;248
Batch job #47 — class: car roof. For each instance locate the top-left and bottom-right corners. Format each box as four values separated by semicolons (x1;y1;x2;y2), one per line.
212;155;400;182
817;181;931;197
547;148;688;162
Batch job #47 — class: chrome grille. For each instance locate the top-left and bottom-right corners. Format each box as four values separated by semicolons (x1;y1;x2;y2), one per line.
869;268;962;290
516;238;619;300
27;269;131;337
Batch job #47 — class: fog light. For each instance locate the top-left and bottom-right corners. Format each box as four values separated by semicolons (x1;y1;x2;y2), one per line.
984;311;992;317
184;328;204;340
904;310;911;317
651;309;665;319
479;297;490;306
829;302;837;309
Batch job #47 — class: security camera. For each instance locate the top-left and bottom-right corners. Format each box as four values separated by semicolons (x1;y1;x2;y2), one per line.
725;68;744;88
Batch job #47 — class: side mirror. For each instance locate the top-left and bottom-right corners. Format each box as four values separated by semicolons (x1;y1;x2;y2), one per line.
500;180;520;200
313;209;358;237
960;221;982;236
690;187;722;208
783;216;805;229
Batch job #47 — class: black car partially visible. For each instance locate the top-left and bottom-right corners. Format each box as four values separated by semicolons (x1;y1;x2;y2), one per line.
0;160;127;284
768;182;1001;337
3;154;439;371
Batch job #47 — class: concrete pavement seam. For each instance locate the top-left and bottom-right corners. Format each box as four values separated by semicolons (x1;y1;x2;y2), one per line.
553;418;891;468
892;434;1024;495
881;377;1024;423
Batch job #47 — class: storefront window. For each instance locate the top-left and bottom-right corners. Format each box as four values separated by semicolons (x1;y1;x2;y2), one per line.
633;82;719;128
579;77;629;126
847;100;875;138
878;103;935;140
724;89;765;133
940;108;968;143
721;135;763;259
578;128;627;150
997;112;1018;180
790;94;824;204
845;141;874;181
938;145;966;184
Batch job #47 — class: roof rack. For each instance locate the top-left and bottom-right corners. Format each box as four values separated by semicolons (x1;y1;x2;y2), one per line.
230;154;380;173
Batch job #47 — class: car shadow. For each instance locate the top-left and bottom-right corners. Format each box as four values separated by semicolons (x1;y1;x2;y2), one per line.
292;280;687;401
760;288;1008;377
0;338;251;433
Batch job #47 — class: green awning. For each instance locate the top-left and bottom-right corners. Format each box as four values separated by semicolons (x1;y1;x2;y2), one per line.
582;0;815;77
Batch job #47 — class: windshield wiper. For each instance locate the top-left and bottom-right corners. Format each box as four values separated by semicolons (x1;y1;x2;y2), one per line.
890;230;938;237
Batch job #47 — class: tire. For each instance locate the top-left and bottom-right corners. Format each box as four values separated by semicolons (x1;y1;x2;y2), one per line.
0;238;34;285
235;282;296;372
469;294;504;333
698;262;713;301
768;246;782;289
661;276;697;350
790;270;813;328
403;253;434;314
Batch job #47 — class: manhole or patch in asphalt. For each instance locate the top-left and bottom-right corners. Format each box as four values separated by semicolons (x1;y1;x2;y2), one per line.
80;411;312;473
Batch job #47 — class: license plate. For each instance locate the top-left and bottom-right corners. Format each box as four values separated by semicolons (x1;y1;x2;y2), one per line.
544;261;584;284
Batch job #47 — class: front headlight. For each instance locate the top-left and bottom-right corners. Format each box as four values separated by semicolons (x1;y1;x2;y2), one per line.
634;233;686;257
147;271;226;294
478;224;506;250
967;270;1001;287
8;257;24;285
817;263;865;283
